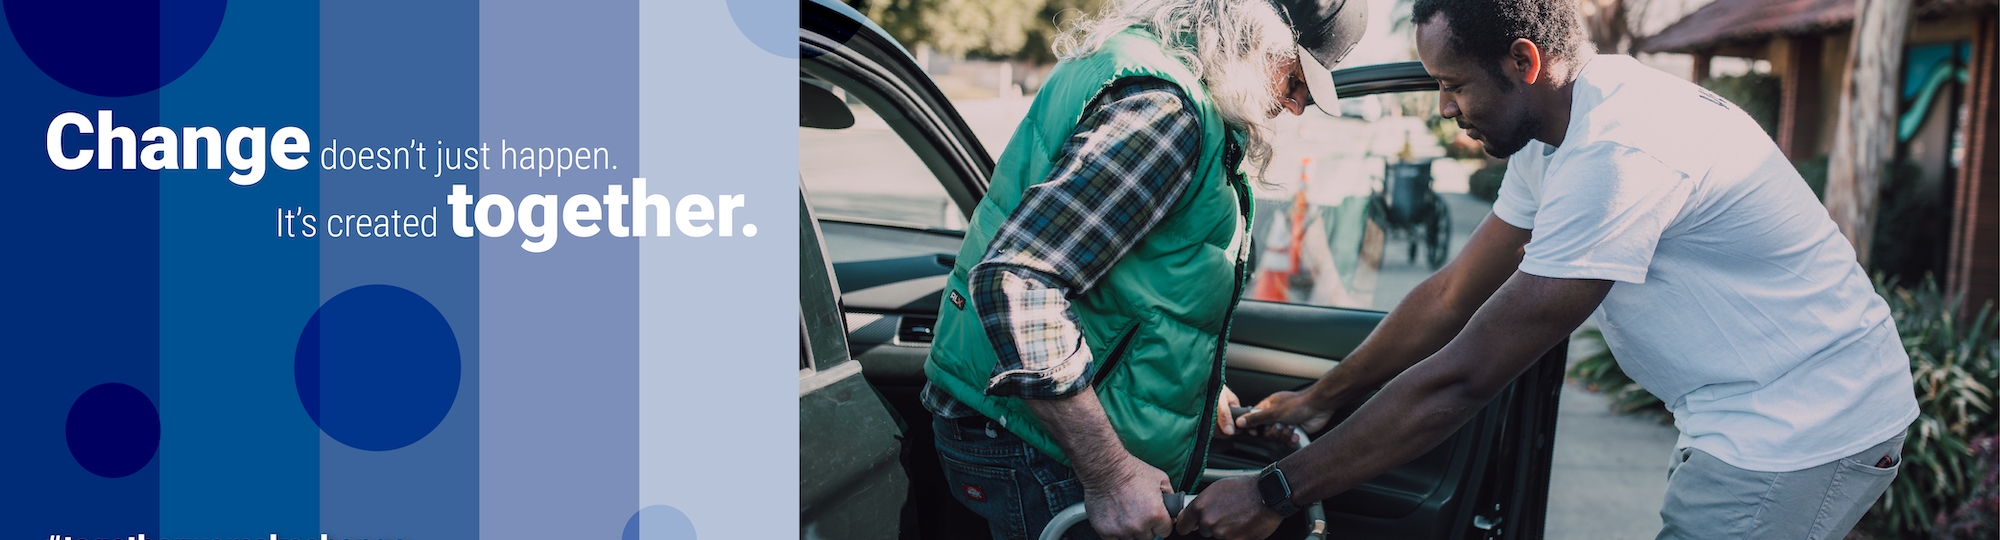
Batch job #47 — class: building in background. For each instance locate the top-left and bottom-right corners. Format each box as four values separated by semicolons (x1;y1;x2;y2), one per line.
1645;0;1999;315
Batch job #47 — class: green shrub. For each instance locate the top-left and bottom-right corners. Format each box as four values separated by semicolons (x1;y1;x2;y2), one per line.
1861;275;1999;538
1932;434;1999;539
1467;162;1506;203
1703;72;1782;139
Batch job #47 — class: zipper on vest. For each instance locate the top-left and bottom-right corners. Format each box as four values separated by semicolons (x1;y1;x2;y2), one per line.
1089;324;1142;388
1180;171;1254;493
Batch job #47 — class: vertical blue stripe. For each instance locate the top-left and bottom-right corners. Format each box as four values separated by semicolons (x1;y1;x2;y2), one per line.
637;0;798;530
0;10;163;539
478;1;641;538
158;1;321;536
316;0;481;537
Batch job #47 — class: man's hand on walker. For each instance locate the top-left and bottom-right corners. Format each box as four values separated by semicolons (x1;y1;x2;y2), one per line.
1174;475;1283;540
1081;453;1175;540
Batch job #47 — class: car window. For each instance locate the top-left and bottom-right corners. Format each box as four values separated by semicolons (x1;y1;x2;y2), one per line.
799;75;965;232
1246;90;1499;312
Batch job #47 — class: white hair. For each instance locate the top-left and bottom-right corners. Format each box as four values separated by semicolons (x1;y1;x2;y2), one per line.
1054;0;1297;179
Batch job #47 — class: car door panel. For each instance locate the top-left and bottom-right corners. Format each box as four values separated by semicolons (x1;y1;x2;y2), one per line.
800;362;911;539
1229;300;1385;359
845;313;932;381
1222;344;1339;387
800;194;910;540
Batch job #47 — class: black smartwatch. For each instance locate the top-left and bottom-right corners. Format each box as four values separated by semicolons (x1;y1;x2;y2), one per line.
1257;463;1301;518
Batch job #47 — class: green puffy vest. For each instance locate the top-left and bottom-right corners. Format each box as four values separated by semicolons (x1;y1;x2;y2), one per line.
924;27;1254;490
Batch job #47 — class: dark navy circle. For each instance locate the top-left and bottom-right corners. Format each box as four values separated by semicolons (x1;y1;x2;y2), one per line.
65;383;161;478
622;505;697;540
3;0;228;97
295;284;461;451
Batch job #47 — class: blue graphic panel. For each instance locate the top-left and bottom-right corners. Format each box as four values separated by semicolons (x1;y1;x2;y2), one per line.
0;0;791;536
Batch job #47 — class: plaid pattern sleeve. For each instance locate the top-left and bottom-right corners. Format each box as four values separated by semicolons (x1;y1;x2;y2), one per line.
922;78;1201;416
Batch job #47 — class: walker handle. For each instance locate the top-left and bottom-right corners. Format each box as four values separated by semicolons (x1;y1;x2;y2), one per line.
1036;493;1192;540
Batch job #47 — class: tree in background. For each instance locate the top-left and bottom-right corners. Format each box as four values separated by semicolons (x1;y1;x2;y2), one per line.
1576;0;1657;55
844;0;1105;62
1824;0;1911;265
1018;0;1109;64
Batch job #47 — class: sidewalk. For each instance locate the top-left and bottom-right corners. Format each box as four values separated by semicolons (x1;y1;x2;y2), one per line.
1545;369;1680;539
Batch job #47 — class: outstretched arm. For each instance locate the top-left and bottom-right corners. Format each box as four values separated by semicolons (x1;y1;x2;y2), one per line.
1239;214;1531;431
1180;271;1609;540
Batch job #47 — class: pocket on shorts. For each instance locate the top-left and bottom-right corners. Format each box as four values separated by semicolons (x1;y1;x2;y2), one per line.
1828;453;1899;517
1837;436;1904;477
939;452;1028;539
1836;455;1899;476
1809;446;1903;539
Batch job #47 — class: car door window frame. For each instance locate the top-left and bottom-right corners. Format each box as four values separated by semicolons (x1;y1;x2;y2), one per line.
800;27;990;221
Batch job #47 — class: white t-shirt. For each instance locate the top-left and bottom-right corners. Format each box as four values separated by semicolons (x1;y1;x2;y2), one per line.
1492;55;1917;472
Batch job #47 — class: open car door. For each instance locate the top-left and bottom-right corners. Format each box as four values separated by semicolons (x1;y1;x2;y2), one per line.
799;1;1560;536
1198;63;1564;540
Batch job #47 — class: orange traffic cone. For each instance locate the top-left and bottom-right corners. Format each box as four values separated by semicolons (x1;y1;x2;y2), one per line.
1249;158;1312;302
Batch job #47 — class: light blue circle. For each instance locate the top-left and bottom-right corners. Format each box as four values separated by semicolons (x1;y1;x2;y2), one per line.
725;0;796;58
621;505;696;540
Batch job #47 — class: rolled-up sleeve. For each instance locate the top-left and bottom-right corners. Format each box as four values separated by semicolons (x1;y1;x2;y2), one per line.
974;79;1202;399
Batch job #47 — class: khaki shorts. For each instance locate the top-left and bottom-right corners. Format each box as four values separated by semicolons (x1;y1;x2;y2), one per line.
1657;434;1905;540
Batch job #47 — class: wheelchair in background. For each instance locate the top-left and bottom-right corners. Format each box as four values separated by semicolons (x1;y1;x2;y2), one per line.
1369;158;1450;270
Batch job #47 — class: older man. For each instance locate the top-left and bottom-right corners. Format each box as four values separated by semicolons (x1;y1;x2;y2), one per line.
920;0;1367;538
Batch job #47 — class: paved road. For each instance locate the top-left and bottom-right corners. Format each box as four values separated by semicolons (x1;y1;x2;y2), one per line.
1547;337;1681;540
1368;191;1489;310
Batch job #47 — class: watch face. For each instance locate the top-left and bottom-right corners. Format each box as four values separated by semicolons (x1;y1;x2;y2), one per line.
1259;465;1289;501
1258;465;1300;518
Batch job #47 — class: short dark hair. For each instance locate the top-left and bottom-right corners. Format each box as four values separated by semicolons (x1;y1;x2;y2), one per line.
1411;0;1585;83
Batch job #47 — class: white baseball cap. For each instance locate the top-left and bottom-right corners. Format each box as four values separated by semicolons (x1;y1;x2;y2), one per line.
1271;0;1369;115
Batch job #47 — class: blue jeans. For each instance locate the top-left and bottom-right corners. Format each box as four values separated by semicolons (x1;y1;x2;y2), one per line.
933;413;1102;540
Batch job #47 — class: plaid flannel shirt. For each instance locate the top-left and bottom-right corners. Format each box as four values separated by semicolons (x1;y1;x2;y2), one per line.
924;78;1203;418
